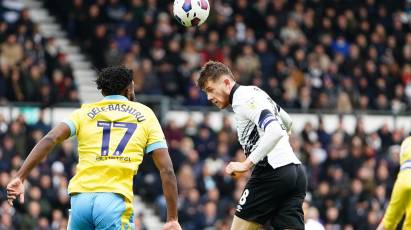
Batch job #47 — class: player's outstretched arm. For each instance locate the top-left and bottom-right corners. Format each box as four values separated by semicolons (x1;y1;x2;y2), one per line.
152;148;181;230
6;123;71;205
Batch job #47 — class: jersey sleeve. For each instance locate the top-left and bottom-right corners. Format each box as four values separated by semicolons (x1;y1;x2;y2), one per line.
277;105;292;132
62;109;82;137
143;109;168;154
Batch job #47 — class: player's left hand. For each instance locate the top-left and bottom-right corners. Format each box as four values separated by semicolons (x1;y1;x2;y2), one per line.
226;159;254;175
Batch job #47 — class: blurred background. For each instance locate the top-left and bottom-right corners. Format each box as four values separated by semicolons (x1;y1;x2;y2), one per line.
0;0;411;229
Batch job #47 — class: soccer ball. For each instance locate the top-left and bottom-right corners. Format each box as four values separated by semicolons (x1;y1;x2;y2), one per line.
173;0;210;27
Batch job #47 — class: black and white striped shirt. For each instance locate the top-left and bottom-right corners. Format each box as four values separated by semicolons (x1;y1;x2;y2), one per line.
230;84;301;170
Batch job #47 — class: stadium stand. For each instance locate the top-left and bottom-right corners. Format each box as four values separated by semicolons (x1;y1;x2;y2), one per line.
43;0;410;112
0;1;80;106
1;0;411;229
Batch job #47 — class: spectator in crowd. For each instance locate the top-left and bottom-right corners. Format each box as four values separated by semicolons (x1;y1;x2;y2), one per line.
0;4;79;106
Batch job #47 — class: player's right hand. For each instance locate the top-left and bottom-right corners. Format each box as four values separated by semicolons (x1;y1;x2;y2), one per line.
162;220;182;230
6;177;25;206
226;159;254;175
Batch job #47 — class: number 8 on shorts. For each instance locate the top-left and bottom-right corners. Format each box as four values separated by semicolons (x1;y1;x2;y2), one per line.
239;189;250;205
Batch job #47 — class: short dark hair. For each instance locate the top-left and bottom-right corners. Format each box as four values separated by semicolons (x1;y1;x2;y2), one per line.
198;61;234;89
96;66;133;95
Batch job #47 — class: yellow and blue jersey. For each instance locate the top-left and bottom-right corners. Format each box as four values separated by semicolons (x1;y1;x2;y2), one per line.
382;136;411;230
63;95;167;203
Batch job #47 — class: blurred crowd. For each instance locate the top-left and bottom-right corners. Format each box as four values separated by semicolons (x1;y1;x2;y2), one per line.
44;0;411;112
0;112;72;230
0;111;405;229
0;1;80;105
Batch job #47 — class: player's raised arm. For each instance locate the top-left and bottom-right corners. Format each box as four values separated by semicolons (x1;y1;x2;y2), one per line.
6;122;71;205
152;148;181;230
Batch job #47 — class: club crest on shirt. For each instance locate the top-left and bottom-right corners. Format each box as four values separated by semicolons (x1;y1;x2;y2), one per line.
246;98;257;110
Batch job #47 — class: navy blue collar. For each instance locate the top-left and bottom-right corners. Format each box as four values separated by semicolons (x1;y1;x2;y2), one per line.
103;95;128;101
229;83;240;104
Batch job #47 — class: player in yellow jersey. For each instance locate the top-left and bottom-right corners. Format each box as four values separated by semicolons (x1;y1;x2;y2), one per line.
6;66;182;230
377;136;411;230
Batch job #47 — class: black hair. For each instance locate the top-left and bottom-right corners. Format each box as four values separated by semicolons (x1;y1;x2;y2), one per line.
96;66;133;96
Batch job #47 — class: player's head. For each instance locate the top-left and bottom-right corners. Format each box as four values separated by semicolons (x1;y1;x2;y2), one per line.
96;66;135;101
198;61;235;109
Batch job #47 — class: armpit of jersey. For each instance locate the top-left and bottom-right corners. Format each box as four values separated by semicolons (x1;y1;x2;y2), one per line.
258;109;276;130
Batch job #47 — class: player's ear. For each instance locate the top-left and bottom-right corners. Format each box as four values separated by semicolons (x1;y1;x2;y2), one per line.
223;78;230;86
125;81;135;100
